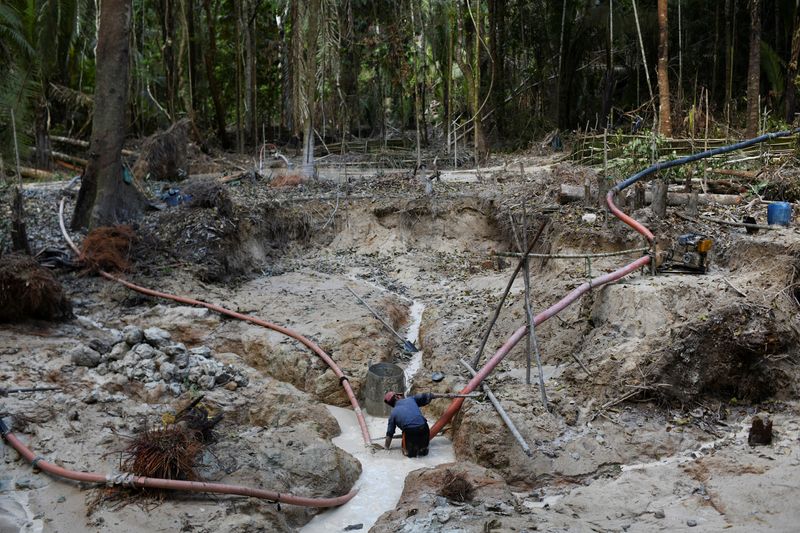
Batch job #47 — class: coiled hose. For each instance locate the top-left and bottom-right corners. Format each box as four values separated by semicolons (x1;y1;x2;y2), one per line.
429;128;800;438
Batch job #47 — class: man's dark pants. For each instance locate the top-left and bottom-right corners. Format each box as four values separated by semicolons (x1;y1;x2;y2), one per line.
401;423;430;457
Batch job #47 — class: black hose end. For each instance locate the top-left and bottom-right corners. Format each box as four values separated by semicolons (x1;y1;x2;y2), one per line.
0;417;9;437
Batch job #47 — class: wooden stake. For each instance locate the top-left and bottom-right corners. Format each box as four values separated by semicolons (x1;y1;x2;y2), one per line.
460;359;533;457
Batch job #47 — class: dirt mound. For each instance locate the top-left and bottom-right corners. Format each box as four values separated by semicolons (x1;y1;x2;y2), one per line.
0;253;72;322
371;462;521;533
646;304;797;402
183;178;234;217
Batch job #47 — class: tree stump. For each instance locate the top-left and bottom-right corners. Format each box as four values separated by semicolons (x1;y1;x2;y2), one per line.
651;179;668;218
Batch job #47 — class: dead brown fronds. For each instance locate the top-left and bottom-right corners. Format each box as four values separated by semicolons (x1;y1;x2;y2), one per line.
79;225;136;274
270;173;305;188
122;424;204;485
382;298;409;330
0;253;72;322
438;469;475;502
183;178;234;217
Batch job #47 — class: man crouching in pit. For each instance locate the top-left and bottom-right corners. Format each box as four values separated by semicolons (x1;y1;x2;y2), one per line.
384;391;433;457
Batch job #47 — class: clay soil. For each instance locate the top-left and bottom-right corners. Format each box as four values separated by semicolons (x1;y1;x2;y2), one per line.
2;151;800;532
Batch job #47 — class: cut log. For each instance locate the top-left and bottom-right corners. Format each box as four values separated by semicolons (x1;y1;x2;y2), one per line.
50;135;138;157
32;148;87;167
19;166;55;180
704;167;760;180
560;184;742;206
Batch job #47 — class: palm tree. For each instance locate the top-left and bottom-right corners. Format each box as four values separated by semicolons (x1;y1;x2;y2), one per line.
1;0;92;169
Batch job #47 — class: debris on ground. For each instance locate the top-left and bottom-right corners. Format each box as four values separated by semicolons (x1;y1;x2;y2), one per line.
0;252;72;321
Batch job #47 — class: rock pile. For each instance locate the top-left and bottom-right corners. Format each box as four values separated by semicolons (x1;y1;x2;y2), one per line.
70;325;248;395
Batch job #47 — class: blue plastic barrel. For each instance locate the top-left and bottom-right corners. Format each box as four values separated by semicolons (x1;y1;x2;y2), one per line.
767;202;792;226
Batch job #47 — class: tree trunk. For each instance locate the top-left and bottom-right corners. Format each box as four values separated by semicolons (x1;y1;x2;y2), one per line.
746;0;762;138
34;99;52;170
297;0;320;177
159;0;177;119
72;0;145;230
489;0;506;135
465;0;487;164
202;0;230;148
785;6;800;123
601;0;615;128
657;0;672;137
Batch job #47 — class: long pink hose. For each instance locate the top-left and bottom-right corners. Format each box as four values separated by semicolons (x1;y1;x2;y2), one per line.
1;424;356;507
0;200;369;507
57;200;370;446
429;190;653;438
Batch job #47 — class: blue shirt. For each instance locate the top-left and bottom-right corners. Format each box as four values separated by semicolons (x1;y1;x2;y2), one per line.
386;393;433;436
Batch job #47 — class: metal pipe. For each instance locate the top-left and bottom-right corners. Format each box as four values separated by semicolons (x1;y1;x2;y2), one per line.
58;200;371;447
0;420;355;507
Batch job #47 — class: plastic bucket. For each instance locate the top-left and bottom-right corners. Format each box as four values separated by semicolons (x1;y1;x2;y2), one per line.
363;362;405;417
767;202;792;226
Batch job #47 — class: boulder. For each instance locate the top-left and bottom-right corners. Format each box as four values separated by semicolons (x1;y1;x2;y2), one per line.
69;344;102;368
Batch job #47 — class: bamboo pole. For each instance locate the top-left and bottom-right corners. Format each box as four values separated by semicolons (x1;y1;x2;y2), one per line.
460;359;533;457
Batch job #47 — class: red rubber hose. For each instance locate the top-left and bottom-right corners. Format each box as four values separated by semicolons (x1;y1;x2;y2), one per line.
58;199;371;446
429;184;654;438
1;422;356;507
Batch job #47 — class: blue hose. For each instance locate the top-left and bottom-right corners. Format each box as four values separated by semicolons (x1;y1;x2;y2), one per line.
612;128;800;193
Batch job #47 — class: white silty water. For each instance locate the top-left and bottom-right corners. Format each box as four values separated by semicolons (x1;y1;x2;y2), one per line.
301;405;455;532
403;302;425;394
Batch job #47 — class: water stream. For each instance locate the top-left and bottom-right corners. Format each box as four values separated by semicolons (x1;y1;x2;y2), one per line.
301;406;455;532
402;302;425;394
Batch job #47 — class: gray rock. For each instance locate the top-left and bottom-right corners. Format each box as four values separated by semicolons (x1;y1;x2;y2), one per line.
87;338;111;355
654;509;665;519
189;346;212;358
0;477;13;492
687;519;697;527
174;352;189;369
168;382;183;396
69;345;102;368
198;375;216;390
14;477;48;490
159;362;176;380
122;325;144;345
132;359;156;381
132;343;156;360
95;363;109;376
107;342;129;362
144;327;171;347
164;343;187;358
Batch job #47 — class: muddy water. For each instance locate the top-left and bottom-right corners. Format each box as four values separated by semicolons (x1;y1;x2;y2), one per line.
301;405;454;532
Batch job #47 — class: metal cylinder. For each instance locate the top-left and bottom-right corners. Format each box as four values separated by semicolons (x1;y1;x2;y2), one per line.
364;362;405;417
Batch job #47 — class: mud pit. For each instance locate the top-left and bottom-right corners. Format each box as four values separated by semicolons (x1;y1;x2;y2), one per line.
2;155;800;532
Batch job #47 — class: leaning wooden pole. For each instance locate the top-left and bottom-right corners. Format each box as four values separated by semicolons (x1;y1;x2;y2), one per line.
460;359;533;457
471;221;547;370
